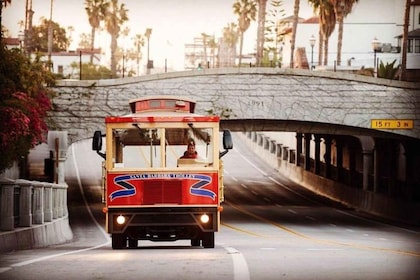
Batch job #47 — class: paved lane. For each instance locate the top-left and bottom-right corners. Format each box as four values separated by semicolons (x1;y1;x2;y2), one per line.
0;135;418;280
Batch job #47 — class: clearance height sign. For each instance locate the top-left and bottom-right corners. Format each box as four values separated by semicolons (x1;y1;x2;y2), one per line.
371;119;414;129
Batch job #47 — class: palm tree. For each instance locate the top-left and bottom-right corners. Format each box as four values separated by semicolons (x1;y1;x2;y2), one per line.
256;0;268;66
331;0;358;66
290;0;300;68
201;33;211;68
320;1;335;65
222;22;238;67
309;0;335;66
207;36;218;68
133;34;144;75
0;0;13;38
400;0;410;81
85;0;109;63
233;0;257;67
104;0;128;77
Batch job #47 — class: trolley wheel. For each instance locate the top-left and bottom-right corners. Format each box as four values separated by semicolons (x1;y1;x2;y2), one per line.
112;234;126;249
128;238;138;248
191;238;201;247
202;232;214;248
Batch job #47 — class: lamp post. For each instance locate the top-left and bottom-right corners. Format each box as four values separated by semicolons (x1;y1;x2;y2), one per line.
18;31;25;51
309;35;316;70
47;0;54;72
371;37;381;77
122;53;125;78
145;28;152;74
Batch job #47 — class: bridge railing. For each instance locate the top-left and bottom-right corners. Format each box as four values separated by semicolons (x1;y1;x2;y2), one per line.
0;179;68;231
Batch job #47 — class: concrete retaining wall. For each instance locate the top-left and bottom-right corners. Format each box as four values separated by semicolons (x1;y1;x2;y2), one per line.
0;179;73;252
238;132;420;226
0;217;72;252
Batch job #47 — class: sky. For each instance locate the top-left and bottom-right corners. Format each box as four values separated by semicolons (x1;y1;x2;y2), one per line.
3;0;313;71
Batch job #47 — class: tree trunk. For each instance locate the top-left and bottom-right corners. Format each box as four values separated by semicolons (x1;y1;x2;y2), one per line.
324;37;329;66
238;32;244;67
110;34;117;77
400;0;410;81
318;29;323;66
290;0;300;68
90;27;96;64
336;15;343;66
256;0;267;67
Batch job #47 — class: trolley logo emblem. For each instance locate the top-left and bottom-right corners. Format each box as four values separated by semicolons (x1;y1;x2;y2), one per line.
110;173;216;201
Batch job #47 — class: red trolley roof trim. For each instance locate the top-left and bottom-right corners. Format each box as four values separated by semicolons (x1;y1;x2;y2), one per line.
129;96;196;114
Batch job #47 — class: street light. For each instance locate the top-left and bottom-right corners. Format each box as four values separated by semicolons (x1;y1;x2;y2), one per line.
145;28;152;74
18;31;25;50
371;37;381;76
309;35;316;70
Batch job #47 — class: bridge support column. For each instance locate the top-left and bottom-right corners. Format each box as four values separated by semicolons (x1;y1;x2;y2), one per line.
314;135;321;175
362;149;373;191
276;143;282;158
32;182;44;224
336;138;344;183
296;133;303;167
323;136;332;179
282;147;289;161
0;180;15;231
44;183;53;222
348;143;358;188
17;179;32;227
304;134;311;171
403;142;418;201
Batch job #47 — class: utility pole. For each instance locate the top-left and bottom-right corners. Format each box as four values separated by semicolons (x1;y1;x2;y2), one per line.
47;0;54;71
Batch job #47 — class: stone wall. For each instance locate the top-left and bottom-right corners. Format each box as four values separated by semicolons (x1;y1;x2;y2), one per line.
49;68;420;143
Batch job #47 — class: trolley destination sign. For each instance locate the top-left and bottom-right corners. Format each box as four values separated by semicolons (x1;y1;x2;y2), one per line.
371;119;414;129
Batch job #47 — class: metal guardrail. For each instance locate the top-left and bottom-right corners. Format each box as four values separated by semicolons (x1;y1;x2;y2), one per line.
0;179;68;231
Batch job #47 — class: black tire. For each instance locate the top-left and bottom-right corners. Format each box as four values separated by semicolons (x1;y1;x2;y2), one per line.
191;238;201;247
128;238;138;248
112;234;126;249
202;232;214;248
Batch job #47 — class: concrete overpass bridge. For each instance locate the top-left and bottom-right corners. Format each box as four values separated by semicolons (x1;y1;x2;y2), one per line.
49;68;420;225
51;68;420;142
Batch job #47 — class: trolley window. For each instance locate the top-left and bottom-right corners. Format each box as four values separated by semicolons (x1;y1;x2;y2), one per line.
110;125;215;170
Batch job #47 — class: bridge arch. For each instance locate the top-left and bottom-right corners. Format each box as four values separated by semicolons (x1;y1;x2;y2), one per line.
50;68;420;143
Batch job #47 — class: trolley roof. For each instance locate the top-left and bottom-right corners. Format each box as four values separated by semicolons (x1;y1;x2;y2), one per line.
106;96;219;124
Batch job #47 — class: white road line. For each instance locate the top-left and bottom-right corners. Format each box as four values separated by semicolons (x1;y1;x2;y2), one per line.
223;246;250;280
306;248;343;251
11;243;108;267
71;142;110;243
235;147;319;205
235;149;268;176
288;209;297;214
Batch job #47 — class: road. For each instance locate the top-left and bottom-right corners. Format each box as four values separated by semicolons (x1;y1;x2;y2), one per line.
0;134;419;280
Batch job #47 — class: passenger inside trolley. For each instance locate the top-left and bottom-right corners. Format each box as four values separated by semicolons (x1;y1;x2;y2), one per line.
180;138;199;159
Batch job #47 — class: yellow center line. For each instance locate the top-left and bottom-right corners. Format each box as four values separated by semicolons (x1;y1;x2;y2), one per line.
223;201;420;258
221;222;266;238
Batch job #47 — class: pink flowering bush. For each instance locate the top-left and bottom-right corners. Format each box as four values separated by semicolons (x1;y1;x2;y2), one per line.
0;44;54;172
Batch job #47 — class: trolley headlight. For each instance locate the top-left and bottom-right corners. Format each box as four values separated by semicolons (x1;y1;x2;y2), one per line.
116;215;126;225
200;214;210;224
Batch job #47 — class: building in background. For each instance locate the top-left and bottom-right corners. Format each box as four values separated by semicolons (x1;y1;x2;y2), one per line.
278;0;419;80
